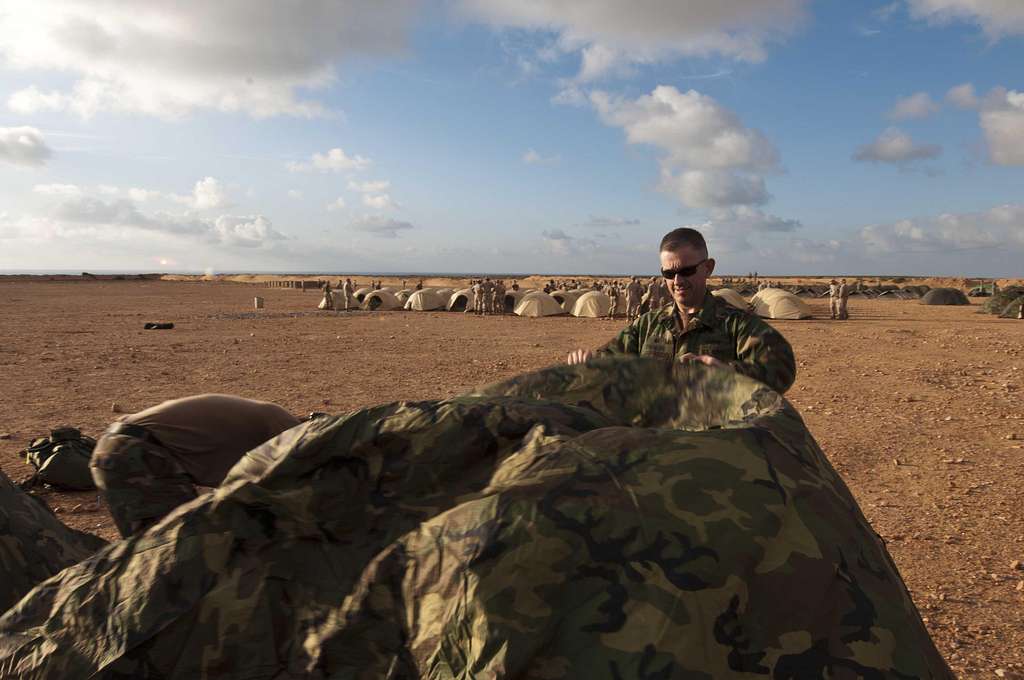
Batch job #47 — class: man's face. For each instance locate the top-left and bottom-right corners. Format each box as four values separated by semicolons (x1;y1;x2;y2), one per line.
660;245;714;310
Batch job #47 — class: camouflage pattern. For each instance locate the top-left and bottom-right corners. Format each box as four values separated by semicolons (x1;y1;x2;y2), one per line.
599;290;798;394
89;434;199;538
0;359;950;679
0;469;106;613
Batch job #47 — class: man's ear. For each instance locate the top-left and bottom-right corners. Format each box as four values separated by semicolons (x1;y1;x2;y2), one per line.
705;258;716;276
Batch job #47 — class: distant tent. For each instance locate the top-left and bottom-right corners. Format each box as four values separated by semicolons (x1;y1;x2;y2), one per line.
750;288;812;320
920;288;969;306
551;290;586;313
999;296;1024;319
396;289;415;304
735;286;756;296
503;289;529;313
711;288;749;311
447;288;476;312
514;292;566;317
363;290;402;311
433;288;454;300
570;291;623;318
353;287;373;303
967;286;991;297
981;286;1024;314
404;289;447;311
901;285;930;298
317;292;334;310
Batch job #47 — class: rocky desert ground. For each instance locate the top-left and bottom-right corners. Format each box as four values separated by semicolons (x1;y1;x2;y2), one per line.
1;277;1022;677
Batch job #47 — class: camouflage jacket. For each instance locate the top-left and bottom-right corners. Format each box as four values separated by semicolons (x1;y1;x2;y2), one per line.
598;291;797;393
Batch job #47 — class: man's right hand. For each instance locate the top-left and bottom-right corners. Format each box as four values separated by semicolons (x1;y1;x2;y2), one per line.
566;349;593;365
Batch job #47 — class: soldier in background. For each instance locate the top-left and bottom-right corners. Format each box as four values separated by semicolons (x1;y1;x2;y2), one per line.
321;281;334;310
838;278;850;320
481;278;494;315
342;278;355;311
91;395;301;538
493;279;506;315
605;281;619;319
828;279;839;320
625;277;643;321
470;280;482;314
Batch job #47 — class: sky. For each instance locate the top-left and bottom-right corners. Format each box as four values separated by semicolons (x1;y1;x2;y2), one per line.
1;0;1023;276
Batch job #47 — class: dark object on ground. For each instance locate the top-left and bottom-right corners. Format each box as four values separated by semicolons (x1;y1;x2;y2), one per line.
982;286;1024;315
143;322;174;330
20;427;96;491
920;288;970;305
0;359;952;679
0;469;107;613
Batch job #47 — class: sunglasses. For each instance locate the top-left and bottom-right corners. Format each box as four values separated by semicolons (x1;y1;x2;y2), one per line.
661;259;709;280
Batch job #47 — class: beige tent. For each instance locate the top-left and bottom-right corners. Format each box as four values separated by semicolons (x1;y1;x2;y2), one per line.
447;288;476;312
434;288;454;299
503;289;530;313
353;287;373;303
712;288;750;311
571;291;625;318
362;290;402;311
396;289;415;304
318;292;334;310
514;292;566;317
750;288;812;320
551;290;586;313
404;289;447;311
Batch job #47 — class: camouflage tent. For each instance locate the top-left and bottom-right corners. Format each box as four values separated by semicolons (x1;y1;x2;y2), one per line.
999;295;1024;319
0;470;106;613
920;288;969;305
0;359;951;679
981;286;1024;315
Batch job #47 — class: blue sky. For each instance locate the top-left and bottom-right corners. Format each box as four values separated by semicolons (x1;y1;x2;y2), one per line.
1;0;1023;276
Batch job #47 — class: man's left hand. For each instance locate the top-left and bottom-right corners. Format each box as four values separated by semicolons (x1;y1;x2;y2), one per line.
678;353;725;368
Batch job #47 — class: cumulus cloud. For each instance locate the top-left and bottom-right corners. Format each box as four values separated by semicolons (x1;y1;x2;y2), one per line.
327;197;346;212
286;147;371;173
0;126;52;166
946;82;979;109
347;179;391;193
977;88;1024;165
456;0;809;80
189;177;229;211
907;0;1024;38
858;204;1021;254
212;215;286;248
0;0;418;119
287;189;303;200
362;194;398;210
591;85;779;209
540;228;598;255
698;206;801;252
33;183;83;197
853;128;942;165
522;148;560;165
887;92;940;120
348;215;413;238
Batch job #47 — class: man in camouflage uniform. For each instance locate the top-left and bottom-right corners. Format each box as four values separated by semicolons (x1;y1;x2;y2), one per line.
481;278;494;315
493;279;506;315
567;227;796;394
838;278;850;320
828;279;839;319
625;277;643;321
470;279;483;314
90;394;301;538
342;278;355;310
605;281;619;319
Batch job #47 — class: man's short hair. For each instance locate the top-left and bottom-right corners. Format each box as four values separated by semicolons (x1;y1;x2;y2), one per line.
660;228;708;257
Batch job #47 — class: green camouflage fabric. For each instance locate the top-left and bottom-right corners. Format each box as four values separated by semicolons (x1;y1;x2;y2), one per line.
0;359;950;679
0;470;106;613
21;427;97;491
89;434;199;538
981;285;1024;314
598;291;798;394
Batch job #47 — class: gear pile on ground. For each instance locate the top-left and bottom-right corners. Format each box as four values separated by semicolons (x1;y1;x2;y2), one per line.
0;470;106;613
0;359;952;679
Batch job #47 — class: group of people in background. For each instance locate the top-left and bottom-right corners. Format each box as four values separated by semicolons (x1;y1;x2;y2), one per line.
829;279;852;320
468;278;508;315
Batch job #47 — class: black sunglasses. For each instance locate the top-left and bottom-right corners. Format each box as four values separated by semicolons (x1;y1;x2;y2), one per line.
661;259;709;280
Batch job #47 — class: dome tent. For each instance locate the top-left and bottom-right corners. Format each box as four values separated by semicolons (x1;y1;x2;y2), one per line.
750;288;812;320
503;289;530;313
1000;295;1024;319
362;290;402;311
920;288;969;306
981;286;1024;314
514;292;565;317
404;289;447;311
447;288;475;312
0;360;953;679
551;289;585;313
571;291;624;318
711;288;749;311
395;289;415;304
353;287;373;303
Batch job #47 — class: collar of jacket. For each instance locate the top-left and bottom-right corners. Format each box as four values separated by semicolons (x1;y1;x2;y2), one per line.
665;291;720;335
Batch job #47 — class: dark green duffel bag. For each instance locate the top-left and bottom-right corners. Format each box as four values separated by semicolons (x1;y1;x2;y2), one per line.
22;427;97;490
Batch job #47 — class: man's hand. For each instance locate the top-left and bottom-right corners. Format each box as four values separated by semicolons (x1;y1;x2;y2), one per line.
566;349;594;365
678;353;725;368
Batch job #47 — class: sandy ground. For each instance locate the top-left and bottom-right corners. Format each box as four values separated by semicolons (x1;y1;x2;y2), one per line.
1;279;1022;677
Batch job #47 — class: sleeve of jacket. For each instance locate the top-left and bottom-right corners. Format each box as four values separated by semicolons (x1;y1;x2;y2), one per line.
727;314;797;393
596;318;644;355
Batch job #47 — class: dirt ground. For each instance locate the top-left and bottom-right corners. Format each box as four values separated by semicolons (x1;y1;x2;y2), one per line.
1;279;1022;677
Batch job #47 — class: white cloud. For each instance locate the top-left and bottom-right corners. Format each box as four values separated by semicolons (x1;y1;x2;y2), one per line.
189;177;228;211
286;147;371;173
128;187;162;202
457;0;809;81
858;204;1021;254
522;148;561;165
362;193;398;210
348;216;413;238
540;228;599;255
0;126;52;166
907;0;1024;38
698;206;801;252
578;215;640;227
346;179;391;193
326;197;346;212
853;128;942;164
887;92;940;120
212;215;286;248
946;82;979;109
287;189;303;200
0;0;418;119
592;85;779;209
33;183;83;197
977;88;1024;165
